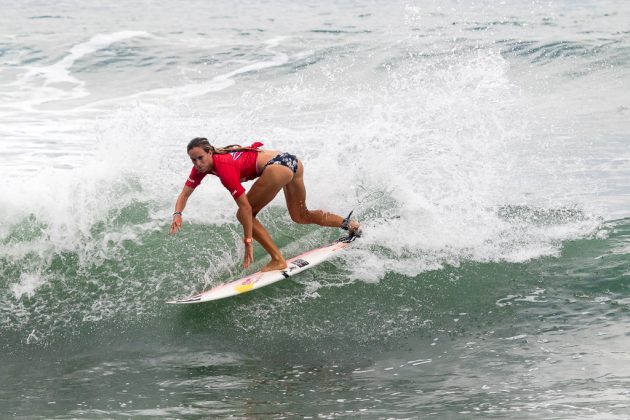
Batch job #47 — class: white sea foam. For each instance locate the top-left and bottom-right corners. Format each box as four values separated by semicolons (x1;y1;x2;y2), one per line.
0;3;628;418
22;31;153;86
0;10;602;287
77;36;292;109
10;272;47;299
3;31;152;112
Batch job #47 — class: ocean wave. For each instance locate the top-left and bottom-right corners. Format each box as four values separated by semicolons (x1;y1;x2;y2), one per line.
0;202;607;350
502;39;614;62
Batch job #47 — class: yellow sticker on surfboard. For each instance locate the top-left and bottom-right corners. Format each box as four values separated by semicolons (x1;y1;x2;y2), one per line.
234;283;254;293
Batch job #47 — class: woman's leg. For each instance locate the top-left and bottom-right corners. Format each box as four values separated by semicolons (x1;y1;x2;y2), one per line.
246;164;295;271
246;160;360;271
283;161;353;228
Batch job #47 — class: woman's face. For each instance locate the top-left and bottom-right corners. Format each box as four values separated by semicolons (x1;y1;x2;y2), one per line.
188;147;212;172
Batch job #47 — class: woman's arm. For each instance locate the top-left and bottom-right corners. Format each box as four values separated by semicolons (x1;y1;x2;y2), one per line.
234;194;254;268
169;185;195;235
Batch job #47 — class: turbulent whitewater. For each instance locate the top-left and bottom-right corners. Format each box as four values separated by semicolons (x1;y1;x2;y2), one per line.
1;0;629;418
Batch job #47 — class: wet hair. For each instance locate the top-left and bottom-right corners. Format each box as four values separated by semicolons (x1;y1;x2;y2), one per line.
187;137;255;155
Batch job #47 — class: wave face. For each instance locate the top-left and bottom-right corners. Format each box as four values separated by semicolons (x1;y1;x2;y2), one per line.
1;0;629;418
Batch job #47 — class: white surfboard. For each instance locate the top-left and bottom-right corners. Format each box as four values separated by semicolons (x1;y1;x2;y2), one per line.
168;235;356;304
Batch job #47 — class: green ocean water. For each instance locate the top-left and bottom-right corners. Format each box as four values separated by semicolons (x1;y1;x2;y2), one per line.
2;209;629;417
2;0;630;418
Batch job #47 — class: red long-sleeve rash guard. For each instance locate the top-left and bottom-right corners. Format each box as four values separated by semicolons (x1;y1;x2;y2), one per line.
184;143;263;200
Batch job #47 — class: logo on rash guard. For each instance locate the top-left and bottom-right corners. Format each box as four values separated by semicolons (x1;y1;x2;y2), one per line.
231;190;238;196
231;151;243;160
187;177;195;184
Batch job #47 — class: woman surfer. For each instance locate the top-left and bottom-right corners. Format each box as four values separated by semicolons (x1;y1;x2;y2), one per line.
169;138;361;272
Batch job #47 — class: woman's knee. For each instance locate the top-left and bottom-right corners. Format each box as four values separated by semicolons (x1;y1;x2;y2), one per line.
236;208;260;219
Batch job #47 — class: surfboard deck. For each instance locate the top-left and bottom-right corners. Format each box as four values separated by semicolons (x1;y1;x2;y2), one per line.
167;235;356;304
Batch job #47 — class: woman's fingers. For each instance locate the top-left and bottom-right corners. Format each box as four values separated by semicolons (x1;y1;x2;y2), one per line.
243;253;249;268
169;218;181;235
243;244;253;268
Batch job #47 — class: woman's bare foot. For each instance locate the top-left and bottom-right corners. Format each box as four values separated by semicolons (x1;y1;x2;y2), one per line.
261;258;288;272
340;211;362;238
348;220;362;238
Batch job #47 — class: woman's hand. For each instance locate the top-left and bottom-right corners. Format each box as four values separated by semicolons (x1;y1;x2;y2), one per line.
170;187;193;236
235;194;254;269
170;214;182;235
243;241;254;269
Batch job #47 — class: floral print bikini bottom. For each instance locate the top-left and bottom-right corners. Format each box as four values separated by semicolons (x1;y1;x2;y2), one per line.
263;152;298;174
